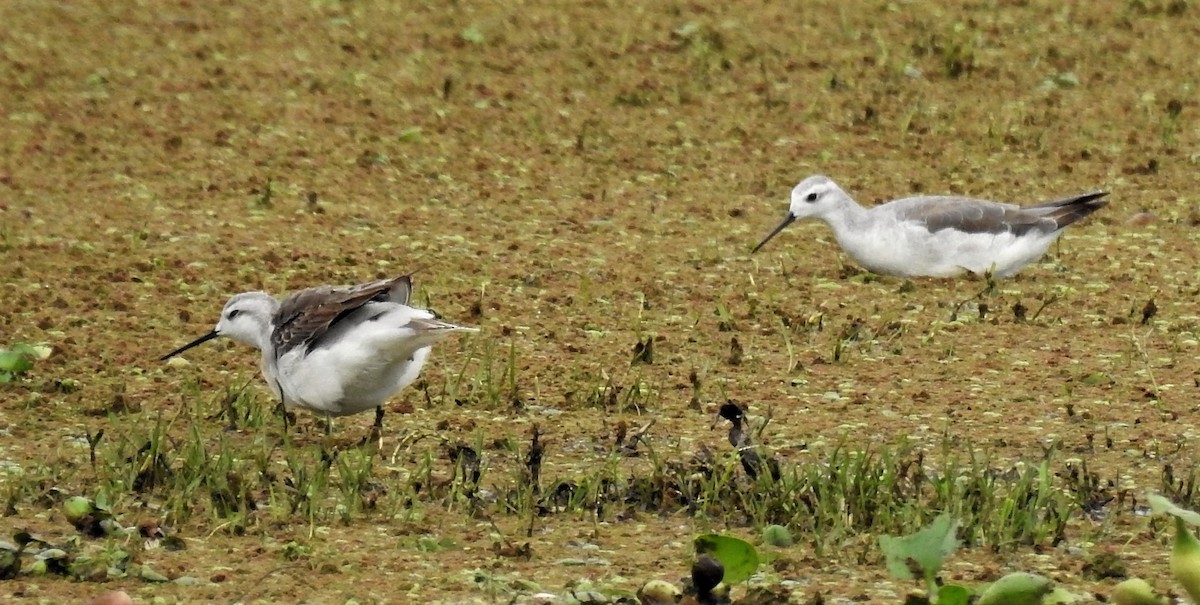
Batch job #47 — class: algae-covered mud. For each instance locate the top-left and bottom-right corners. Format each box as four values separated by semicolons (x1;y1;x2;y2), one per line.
1;1;1198;603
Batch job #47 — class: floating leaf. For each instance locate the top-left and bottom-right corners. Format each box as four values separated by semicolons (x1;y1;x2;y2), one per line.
0;350;33;374
68;555;108;581
1170;516;1200;604
460;26;484;44
637;580;681;605
35;548;71;576
1147;493;1200;525
140;564;170;582
693;534;758;585
0;548;18;580
1148;496;1200;600
879;514;958;583
63;496;95;526
1110;579;1165;605
936;584;970;605
12;343;51;360
762;525;792;548
976;572;1053;605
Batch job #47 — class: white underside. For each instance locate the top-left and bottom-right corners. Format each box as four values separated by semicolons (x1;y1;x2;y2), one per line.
829;218;1063;278
261;303;466;416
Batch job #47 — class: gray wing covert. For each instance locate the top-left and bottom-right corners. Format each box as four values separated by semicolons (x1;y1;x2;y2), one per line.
271;275;414;356
895;196;1055;236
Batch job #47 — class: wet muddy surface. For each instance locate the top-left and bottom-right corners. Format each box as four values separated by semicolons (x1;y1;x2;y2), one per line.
1;1;1198;603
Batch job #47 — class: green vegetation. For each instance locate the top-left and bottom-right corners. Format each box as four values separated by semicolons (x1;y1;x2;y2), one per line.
693;534;758;585
0;342;50;383
3;0;1198;602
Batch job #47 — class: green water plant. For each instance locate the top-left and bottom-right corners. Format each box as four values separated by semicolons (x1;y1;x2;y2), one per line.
879;513;965;603
0;343;51;382
879;514;1081;605
761;524;792;547
1110;578;1166;605
976;572;1053;605
1172;520;1200;602
1147;493;1200;602
693;534;758;585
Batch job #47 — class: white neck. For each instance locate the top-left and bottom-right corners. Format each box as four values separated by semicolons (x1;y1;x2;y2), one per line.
817;194;873;246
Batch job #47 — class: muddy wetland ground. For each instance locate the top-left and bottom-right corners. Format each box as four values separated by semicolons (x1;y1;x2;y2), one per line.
2;1;1199;604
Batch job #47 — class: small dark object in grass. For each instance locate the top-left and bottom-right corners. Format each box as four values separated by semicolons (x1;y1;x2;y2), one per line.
716;402;782;481
72;514;107;538
524;425;544;493
1012;301;1027;321
728;336;743;365
1081;550;1127;580
692;553;724;595
739;448;782;481
1141;298;1157;324
448;444;482;488
138;520;165;539
718;401;746;448
632;336;654;365
718;401;744;424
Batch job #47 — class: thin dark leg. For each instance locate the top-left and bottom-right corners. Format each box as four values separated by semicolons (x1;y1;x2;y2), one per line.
359;406;385;449
279;403;290;433
274;400;298;435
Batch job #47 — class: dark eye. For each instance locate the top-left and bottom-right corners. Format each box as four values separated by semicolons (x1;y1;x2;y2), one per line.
227;309;241;320
805;192;819;203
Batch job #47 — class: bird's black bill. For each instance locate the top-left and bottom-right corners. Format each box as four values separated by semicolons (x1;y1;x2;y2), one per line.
751;213;796;253
160;330;221;361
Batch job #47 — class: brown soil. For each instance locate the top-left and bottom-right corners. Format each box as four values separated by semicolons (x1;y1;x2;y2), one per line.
2;1;1198;603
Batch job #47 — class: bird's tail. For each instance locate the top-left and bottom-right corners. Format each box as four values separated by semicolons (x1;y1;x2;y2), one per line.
1033;191;1109;228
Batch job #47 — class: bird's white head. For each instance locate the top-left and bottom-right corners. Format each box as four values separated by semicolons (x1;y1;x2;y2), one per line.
787;175;845;220
752;175;846;253
213;292;278;349
161;292;279;360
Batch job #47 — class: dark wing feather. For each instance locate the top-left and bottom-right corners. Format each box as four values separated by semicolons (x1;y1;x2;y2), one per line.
897;192;1108;236
915;199;1051;236
1025;191;1109;229
271;275;413;356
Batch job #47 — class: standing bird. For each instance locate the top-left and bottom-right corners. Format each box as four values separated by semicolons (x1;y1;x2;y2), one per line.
752;175;1108;278
161;274;476;434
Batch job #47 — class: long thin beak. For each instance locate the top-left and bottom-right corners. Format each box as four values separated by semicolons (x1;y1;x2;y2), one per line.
160;330;221;361
751;212;796;253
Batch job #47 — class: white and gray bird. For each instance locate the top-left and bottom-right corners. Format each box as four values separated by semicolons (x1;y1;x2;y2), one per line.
161;274;476;432
752;175;1109;278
